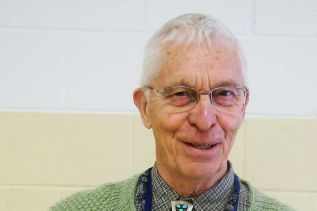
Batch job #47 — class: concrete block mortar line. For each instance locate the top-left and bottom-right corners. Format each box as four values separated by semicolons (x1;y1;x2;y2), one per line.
0;184;97;189
240;120;246;179
143;0;148;31
246;0;257;36
0;184;95;202
249;32;317;39
131;115;135;174
61;32;67;111
246;113;317;119
0;25;151;34
261;188;317;194
129;115;135;175
241;118;249;179
237;34;317;43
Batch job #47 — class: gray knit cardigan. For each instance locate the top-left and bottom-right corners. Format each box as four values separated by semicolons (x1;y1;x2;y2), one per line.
50;175;294;211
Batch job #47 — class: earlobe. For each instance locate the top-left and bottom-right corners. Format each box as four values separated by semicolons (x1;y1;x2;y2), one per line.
133;88;152;129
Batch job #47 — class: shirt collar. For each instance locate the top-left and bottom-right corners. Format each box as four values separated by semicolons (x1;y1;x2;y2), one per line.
151;162;235;210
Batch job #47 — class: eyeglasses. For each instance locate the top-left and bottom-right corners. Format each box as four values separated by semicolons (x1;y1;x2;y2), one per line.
144;85;249;115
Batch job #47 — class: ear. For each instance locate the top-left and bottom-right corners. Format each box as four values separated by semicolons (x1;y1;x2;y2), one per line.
133;88;152;129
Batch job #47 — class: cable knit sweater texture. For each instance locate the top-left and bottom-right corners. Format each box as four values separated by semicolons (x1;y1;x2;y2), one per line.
50;174;294;211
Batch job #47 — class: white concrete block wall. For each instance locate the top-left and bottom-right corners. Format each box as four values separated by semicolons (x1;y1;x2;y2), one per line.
255;0;317;36
0;29;65;109
0;0;145;31
145;0;252;34
64;32;149;111
1;0;316;115
242;37;317;116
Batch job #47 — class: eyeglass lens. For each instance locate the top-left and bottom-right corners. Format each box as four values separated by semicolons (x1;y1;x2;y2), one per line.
160;86;246;115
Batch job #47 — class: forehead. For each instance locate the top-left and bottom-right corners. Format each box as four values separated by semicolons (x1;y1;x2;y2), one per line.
152;38;244;88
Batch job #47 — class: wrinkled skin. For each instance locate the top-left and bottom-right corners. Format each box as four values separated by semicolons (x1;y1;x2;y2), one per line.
134;40;248;197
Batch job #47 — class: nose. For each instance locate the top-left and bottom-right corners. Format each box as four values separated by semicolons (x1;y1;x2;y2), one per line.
188;94;217;131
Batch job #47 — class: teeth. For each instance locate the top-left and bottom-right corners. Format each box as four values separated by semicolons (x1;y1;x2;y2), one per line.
192;144;212;149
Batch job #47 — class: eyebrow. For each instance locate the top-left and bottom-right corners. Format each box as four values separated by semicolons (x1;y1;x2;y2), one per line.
212;80;244;88
168;78;194;87
168;79;244;89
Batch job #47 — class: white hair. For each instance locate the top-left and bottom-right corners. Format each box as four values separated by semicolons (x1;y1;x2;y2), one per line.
140;13;247;86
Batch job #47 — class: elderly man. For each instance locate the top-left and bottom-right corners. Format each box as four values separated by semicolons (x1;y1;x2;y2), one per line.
51;14;293;211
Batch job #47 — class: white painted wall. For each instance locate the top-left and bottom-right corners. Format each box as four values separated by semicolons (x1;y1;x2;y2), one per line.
0;0;316;116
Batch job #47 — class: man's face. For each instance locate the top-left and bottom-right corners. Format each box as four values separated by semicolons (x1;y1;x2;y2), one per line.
137;39;247;182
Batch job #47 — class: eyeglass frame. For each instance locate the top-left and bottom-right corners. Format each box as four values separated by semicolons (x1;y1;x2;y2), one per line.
143;85;249;114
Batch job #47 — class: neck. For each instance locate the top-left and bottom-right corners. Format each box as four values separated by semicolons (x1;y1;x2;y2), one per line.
156;162;228;198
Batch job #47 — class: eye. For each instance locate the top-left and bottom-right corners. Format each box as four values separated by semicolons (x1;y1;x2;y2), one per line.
212;88;237;106
213;87;239;97
162;86;197;107
217;89;235;96
174;90;191;97
163;87;195;98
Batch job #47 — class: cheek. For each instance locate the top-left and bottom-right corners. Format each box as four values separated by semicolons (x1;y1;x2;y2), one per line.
151;114;186;147
218;117;240;158
218;115;241;141
150;111;188;153
150;104;188;132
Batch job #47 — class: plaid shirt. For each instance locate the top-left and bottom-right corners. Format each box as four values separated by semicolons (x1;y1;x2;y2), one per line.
135;162;250;211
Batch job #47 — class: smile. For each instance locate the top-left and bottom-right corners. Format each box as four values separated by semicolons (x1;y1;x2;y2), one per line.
191;143;214;149
185;142;220;151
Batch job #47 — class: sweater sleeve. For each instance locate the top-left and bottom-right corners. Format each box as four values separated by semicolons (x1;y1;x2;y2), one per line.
250;188;296;211
49;176;139;211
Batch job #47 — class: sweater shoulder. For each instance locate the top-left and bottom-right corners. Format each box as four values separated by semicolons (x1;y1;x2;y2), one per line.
50;175;139;211
242;180;295;211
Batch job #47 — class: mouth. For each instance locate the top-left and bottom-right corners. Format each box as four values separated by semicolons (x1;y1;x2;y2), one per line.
185;142;219;150
181;140;222;159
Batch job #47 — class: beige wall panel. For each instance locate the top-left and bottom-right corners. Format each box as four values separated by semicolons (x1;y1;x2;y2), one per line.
6;188;59;211
264;191;317;211
0;112;133;186
244;117;317;191
1;112;316;211
57;187;87;199
228;123;245;177
132;116;155;174
0;189;8;211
